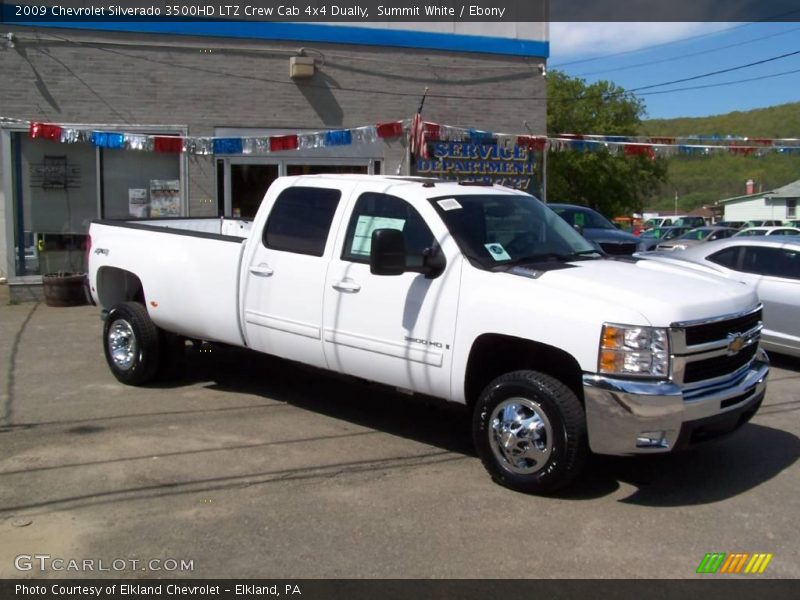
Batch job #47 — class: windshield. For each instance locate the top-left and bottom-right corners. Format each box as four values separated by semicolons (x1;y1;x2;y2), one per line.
429;194;599;270
550;206;616;230
678;228;712;241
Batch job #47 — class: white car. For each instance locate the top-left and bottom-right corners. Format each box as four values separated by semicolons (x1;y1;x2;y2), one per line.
734;226;800;237
637;237;800;357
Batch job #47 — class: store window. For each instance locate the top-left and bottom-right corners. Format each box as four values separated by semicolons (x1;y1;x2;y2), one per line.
13;134;97;276
10;130;183;276
101;148;181;219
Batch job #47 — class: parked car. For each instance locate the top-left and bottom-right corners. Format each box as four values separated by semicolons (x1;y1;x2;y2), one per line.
636;238;800;357
784;219;800;228
637;226;693;251
88;175;768;494
642;215;685;230
656;226;738;251
745;220;783;227
716;220;747;229
735;226;800;237
548;203;642;255
672;216;706;228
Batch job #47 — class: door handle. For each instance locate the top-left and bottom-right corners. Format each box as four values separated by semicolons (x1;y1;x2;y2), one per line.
332;280;361;293
249;264;274;276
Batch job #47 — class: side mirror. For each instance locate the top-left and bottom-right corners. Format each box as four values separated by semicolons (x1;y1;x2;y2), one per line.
370;228;406;276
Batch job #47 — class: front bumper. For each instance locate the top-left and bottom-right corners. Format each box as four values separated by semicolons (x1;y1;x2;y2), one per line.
583;350;769;455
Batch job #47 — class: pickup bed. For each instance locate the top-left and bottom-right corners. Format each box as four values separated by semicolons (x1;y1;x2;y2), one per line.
89;175;768;493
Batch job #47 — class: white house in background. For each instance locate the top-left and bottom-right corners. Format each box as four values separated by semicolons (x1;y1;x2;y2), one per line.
717;179;799;223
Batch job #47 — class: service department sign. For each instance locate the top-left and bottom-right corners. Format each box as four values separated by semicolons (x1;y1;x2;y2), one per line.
415;141;541;195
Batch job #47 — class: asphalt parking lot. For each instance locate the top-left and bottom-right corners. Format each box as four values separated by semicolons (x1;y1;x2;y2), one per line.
1;289;798;579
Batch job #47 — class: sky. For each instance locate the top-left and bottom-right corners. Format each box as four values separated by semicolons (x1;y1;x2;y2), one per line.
548;22;800;120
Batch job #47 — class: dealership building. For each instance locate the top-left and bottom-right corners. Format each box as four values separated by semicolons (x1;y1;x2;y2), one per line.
0;20;548;292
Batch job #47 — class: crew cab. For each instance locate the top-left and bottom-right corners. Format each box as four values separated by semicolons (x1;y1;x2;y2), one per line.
89;175;769;494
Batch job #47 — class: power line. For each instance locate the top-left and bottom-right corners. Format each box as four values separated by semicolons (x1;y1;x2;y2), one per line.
576;25;800;77
549;23;752;68
627;49;800;92
636;66;800;96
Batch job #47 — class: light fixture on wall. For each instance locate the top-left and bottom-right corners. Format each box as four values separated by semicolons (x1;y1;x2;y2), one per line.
4;33;16;50
289;51;315;79
537;63;547;77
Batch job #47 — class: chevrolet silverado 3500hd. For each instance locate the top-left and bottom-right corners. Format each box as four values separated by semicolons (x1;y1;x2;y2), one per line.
89;175;768;493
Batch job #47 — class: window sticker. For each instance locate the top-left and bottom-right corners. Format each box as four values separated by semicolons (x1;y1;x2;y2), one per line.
437;198;463;211
350;215;406;256
484;243;511;261
574;212;586;226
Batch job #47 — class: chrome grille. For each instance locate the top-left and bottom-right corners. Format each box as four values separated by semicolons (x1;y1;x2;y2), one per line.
670;306;762;388
600;242;637;256
683;344;759;384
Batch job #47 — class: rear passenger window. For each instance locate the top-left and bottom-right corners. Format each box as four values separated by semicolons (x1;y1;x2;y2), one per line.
264;187;340;256
707;247;741;270
342;192;435;266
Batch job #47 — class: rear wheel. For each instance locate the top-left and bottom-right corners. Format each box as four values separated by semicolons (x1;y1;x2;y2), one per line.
473;370;587;494
103;302;160;386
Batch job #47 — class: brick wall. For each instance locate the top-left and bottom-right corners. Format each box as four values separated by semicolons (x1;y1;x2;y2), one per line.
0;26;546;265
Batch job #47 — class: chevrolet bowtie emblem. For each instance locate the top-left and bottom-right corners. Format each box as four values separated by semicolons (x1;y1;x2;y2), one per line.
727;334;747;354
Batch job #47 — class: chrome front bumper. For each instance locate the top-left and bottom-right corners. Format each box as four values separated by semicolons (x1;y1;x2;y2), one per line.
583;350;769;455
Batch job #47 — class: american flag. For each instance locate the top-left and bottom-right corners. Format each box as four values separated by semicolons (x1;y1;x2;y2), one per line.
409;88;431;159
409;112;430;159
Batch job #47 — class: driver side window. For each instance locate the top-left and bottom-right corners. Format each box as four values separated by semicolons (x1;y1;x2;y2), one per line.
341;192;435;267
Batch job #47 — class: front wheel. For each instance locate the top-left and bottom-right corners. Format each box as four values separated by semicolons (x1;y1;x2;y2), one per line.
103;302;161;386
473;370;587;494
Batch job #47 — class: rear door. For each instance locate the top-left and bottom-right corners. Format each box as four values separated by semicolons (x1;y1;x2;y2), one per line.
241;183;347;369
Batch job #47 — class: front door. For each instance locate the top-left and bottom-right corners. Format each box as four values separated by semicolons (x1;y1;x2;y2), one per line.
322;190;461;399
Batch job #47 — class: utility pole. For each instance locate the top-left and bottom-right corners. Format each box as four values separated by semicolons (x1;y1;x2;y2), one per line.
674;190;679;216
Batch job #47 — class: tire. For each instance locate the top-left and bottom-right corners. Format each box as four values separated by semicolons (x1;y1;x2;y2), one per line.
473;370;587;494
103;302;161;386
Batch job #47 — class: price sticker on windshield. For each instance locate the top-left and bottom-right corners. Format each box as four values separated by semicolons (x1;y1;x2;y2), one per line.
484;243;511;261
437;198;462;211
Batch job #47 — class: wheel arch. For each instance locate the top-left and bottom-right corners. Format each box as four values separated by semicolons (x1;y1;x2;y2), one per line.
96;267;145;309
464;333;584;408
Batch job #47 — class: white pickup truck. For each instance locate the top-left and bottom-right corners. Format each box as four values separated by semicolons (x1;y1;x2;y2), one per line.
89;175;768;494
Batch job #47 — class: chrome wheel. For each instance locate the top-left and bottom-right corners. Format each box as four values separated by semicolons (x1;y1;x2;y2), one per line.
107;319;137;371
489;397;553;475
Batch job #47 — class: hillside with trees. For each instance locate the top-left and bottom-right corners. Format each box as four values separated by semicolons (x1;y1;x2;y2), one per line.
641;102;800;212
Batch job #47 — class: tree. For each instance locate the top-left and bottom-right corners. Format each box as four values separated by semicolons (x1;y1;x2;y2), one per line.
546;71;666;217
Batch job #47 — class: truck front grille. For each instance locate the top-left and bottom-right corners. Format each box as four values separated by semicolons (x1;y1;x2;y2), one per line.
600;242;637;256
671;307;763;387
685;309;762;346
683;344;759;384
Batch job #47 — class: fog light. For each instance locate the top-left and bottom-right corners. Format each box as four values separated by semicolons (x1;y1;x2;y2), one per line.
636;431;669;448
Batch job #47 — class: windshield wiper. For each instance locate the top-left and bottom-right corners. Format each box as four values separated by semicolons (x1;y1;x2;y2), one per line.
506;250;602;266
506;252;573;265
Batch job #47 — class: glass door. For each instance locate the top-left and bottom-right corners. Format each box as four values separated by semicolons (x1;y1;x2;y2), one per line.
230;162;279;219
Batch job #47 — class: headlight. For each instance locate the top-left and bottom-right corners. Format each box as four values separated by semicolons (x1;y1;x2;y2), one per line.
599;324;670;378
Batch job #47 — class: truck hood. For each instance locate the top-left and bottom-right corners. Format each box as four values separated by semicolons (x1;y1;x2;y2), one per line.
510;257;758;326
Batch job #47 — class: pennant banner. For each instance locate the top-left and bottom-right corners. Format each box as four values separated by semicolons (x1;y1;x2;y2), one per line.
5;114;800;157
